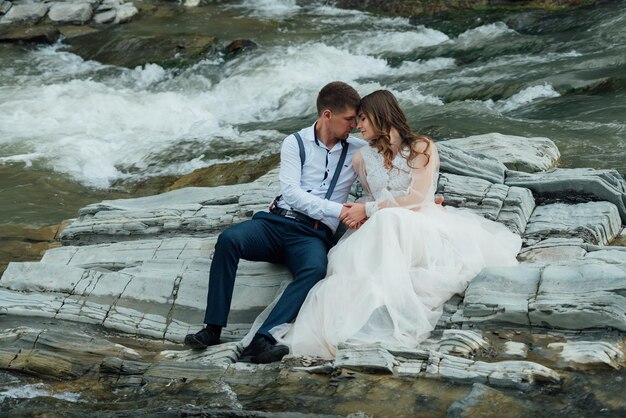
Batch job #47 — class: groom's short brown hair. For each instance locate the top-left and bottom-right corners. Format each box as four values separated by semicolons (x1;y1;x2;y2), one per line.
316;81;360;116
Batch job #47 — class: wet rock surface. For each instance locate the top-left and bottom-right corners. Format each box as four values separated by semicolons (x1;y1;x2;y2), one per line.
1;132;626;415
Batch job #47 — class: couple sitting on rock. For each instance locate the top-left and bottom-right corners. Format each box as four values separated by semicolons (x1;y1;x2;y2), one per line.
184;81;521;362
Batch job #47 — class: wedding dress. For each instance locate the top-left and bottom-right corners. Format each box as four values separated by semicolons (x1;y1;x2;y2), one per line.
251;141;522;359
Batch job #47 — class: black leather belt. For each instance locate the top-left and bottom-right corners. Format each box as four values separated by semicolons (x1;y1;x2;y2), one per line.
270;207;332;236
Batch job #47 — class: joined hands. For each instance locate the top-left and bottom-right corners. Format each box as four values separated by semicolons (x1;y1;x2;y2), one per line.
340;196;445;230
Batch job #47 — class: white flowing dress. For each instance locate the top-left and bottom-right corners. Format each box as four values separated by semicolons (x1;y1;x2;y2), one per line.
252;141;522;359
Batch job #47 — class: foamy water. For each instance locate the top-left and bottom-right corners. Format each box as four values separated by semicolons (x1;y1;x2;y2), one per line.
0;383;81;403
0;35;444;188
1;0;625;193
493;83;561;112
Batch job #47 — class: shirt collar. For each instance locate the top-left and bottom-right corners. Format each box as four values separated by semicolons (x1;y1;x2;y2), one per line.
313;121;346;150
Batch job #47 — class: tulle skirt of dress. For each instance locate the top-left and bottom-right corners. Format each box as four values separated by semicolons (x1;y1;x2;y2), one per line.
264;204;522;359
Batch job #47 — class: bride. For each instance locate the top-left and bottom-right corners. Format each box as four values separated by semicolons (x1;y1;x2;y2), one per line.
261;90;522;359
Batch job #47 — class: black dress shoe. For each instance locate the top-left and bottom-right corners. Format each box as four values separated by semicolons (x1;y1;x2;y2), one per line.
184;328;220;349
241;334;289;364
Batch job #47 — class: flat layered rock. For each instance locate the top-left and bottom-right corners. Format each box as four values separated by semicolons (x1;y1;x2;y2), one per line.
523;201;622;245
438;142;507;184
437;173;535;235
60;170;279;245
333;341;560;390
505;168;626;223
1;236;292;342
443;133;560;173
518;238;626;263
437;329;489;357
547;341;624;369
0;326;141;379
455;260;626;332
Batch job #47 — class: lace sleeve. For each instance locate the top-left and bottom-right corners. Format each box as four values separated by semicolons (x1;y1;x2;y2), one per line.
353;150;374;202
358;141;439;216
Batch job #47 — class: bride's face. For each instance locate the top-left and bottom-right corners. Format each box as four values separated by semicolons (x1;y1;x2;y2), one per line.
357;112;376;141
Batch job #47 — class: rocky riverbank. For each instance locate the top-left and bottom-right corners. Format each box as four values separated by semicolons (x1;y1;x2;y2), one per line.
1;0;604;68
2;133;625;416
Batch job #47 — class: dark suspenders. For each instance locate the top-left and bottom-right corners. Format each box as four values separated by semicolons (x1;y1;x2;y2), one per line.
292;131;349;199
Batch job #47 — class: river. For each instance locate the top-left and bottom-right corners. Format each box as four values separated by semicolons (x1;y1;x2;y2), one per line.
1;0;626;414
1;0;625;226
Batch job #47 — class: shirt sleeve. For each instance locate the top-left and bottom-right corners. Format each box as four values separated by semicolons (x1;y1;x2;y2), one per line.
278;135;344;220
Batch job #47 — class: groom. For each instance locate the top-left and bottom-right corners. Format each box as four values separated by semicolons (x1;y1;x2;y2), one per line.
184;81;367;363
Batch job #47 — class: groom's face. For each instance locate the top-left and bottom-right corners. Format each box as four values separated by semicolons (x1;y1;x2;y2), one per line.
328;107;358;140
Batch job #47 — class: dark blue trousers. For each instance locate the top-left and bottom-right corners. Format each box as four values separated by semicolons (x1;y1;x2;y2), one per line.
203;211;332;338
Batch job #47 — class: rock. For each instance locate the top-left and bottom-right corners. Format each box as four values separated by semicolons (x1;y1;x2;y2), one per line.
166;155;280;191
0;0;11;15
224;39;258;56
547;341;624;369
518;237;588;263
0;3;47;24
523;201;622;245
438;142;507;184
1;235;292;342
67;30;217;69
505;168;626;224
157;342;241;368
519;238;626;264
48;3;93;25
0;326;141;379
443;133;560;173
437;173;535;234
60;169;279;245
502;341;528;359
456;260;626;332
437;330;489;357
96;0;123;12
585;248;626;264
93;9;115;24
334;344;397;374
114;3;137;24
0;24;60;44
460;265;542;326
0;223;64;275
531;262;626;331
420;350;561;390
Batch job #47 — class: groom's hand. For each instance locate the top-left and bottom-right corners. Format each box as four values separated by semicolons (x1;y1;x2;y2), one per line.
340;202;367;229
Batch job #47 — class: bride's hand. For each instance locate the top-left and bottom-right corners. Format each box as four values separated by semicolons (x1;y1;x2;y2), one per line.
340;202;367;228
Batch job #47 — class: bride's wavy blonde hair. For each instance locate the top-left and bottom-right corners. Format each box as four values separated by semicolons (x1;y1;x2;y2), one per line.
359;90;431;170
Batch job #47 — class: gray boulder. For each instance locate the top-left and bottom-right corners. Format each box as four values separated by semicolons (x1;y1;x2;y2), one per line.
456;260;626;332
113;2;137;23
547;341;623;369
523;201;622;245
93;9;115;24
505;168;626;224
443;133;560;173
0;3;47;24
48;3;93;24
438;142;507;184
437;173;535;235
0;0;12;15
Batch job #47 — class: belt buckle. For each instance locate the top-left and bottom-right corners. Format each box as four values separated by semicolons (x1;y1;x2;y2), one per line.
284;210;297;220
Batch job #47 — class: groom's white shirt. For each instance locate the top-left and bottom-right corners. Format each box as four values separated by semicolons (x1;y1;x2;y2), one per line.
277;122;367;232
